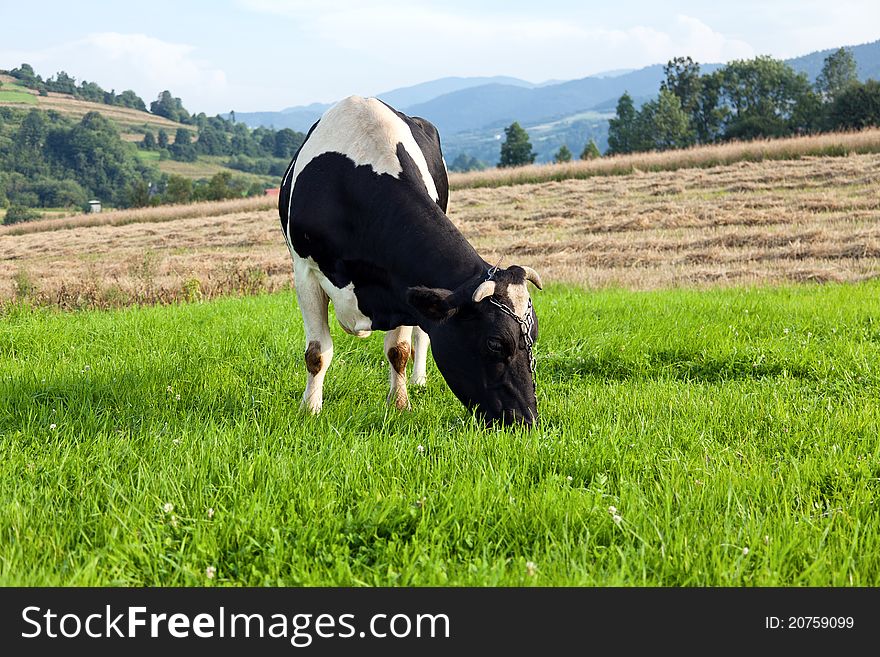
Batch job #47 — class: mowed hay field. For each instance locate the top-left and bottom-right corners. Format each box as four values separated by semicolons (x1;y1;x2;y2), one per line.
2;151;880;306
2;149;880;586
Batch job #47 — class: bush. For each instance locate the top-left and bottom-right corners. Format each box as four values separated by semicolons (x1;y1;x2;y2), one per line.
3;205;42;225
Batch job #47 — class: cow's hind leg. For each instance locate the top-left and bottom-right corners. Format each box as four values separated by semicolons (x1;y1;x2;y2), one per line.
295;261;333;413
385;326;413;409
410;325;430;386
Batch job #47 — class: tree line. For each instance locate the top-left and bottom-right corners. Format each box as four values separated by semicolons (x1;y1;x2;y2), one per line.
8;63;148;111
1;64;309;222
0;106;306;222
139;115;303;177
478;48;880;170
607;48;880;155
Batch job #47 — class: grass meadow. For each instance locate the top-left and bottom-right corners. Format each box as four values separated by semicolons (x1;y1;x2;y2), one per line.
2;282;878;586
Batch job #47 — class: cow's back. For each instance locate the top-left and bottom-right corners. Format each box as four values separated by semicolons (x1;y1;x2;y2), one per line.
279;96;447;245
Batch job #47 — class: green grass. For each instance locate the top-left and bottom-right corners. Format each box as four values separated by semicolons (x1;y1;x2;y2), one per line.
0;90;36;104
1;282;879;586
0;80;37;105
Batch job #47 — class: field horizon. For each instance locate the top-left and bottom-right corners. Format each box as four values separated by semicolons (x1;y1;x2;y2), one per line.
3;143;879;308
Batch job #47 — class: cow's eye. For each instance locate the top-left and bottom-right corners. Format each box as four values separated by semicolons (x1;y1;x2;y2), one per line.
486;337;503;354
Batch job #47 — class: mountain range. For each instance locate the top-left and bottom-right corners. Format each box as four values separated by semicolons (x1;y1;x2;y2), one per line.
231;39;880;165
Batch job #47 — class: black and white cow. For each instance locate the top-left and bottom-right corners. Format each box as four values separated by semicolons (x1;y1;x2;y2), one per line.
279;96;542;426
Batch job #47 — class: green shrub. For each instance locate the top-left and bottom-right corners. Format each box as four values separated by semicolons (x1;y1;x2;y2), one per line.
3;205;42;225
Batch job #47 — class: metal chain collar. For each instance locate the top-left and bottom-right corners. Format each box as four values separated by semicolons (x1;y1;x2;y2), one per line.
488;294;537;396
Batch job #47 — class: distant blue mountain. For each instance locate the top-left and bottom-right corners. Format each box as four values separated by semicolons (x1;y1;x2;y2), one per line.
377;76;538;109
233;38;880;164
230;76;539;132
785;38;880;84
405;65;669;135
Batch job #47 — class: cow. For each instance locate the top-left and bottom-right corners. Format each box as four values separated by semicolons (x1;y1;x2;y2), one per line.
279;95;542;427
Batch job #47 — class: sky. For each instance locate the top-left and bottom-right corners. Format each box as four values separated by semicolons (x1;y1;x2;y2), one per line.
2;0;879;115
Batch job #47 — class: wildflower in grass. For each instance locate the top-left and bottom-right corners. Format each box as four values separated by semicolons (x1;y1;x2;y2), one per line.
163;502;174;514
49;423;57;430
613;514;622;525
166;385;173;393
175;394;181;401
207;507;215;519
417;444;425;453
608;505;617;515
206;566;216;580
525;561;537;577
566;476;573;482
763;535;770;545
172;439;181;445
742;547;750;556
170;515;179;528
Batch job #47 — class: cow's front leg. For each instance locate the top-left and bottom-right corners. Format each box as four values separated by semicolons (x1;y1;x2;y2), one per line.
384;326;413;409
295;262;333;413
410;325;430;386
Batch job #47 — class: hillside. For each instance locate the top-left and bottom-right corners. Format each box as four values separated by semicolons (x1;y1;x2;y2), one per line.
0;70;302;212
0;73;189;140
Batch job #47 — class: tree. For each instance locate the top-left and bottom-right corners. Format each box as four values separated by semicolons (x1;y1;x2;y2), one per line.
13;110;49;175
164;175;193;204
827;80;880;130
498;122;536;167
170;128;197;161
127;180;151;208
141;130;156;150
10;63;38;84
150;90;191;123
607;92;638;154
693;71;725;144
449;153;486;172
116;90;147;111
580;140;601;159
157;129;169;149
195;123;229;156
661;56;702;117
635;89;695;151
274;128;304;159
716;56;818;140
553;144;573;163
816;47;858;102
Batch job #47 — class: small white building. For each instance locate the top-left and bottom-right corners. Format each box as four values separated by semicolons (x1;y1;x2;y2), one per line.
88;200;102;213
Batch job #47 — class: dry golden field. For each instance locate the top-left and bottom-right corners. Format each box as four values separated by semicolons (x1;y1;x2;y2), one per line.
2;152;879;308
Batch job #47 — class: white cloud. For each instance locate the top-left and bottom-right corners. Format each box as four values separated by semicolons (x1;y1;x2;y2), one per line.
566;15;754;75
0;33;228;111
235;2;755;96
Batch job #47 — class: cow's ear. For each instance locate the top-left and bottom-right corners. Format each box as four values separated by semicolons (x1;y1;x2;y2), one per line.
407;286;455;321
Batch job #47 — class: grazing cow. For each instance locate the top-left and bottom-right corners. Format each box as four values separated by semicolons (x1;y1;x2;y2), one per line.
279;96;542;426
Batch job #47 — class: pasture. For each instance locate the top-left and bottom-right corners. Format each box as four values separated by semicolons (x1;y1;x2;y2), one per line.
1;281;879;586
1;143;879;587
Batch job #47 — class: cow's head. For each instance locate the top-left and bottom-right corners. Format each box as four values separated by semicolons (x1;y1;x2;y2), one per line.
408;265;542;428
